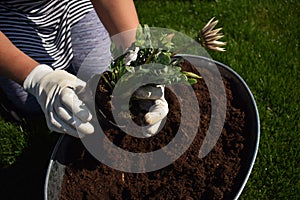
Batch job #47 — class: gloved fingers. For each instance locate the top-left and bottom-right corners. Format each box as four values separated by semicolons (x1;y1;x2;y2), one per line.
142;98;168;137
60;87;92;122
133;85;164;100
53;99;95;135
142;120;163;138
54;99;73;124
46;111;85;138
48;111;94;138
74;115;95;135
144;98;169;125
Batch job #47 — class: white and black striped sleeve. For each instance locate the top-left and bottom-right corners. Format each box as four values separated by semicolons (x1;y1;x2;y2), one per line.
0;0;93;70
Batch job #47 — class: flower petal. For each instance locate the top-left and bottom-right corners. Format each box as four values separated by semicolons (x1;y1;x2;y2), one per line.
207;40;227;46
201;17;217;34
205;34;224;42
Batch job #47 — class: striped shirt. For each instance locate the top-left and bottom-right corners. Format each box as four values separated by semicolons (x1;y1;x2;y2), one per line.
0;0;94;69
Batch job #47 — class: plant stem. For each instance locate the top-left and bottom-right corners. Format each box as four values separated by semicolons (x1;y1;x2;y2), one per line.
145;48;159;64
102;74;113;90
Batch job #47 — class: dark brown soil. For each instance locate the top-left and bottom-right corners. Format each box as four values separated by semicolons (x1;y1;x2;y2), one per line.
59;61;251;200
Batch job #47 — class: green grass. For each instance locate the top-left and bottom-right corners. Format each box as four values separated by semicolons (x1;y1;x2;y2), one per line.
0;0;299;199
0;120;28;168
0;117;56;167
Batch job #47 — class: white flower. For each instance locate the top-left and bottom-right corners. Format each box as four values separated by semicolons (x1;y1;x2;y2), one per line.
199;17;227;52
125;47;140;65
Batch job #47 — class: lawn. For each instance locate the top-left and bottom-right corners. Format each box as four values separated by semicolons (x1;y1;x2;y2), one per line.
0;0;299;199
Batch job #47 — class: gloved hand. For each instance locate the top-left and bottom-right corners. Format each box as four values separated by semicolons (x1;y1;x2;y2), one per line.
23;64;94;138
133;85;169;137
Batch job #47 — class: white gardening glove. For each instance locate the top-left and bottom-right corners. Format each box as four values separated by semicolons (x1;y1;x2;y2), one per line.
23;64;94;138
133;85;169;137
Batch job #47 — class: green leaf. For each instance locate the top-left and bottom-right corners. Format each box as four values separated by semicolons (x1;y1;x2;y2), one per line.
188;78;198;85
182;71;202;79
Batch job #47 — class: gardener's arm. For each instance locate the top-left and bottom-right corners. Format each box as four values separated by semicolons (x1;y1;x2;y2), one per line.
0;31;93;137
90;0;139;48
0;31;39;84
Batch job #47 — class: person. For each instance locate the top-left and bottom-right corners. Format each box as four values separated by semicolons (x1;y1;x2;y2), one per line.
0;0;168;138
